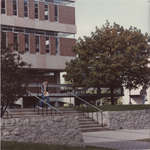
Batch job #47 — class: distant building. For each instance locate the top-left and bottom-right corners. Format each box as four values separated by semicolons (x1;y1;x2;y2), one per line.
0;0;76;107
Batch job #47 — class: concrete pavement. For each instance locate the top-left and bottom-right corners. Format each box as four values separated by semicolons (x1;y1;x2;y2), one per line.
83;129;150;150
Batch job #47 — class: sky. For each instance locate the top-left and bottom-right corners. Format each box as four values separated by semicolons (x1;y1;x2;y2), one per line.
75;0;150;38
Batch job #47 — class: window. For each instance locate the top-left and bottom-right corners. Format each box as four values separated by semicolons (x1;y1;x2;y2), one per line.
1;0;5;14
35;36;39;53
45;37;50;53
1;32;6;49
54;0;62;3
25;34;29;52
35;1;38;19
14;33;18;50
55;38;59;55
13;0;17;15
24;0;28;17
54;5;58;21
45;0;53;2
44;4;48;20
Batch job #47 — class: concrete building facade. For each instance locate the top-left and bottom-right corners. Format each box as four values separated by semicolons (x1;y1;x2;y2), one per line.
0;0;76;106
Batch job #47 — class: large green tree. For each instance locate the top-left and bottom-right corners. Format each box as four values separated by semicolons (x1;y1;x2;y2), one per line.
64;22;150;104
1;46;30;117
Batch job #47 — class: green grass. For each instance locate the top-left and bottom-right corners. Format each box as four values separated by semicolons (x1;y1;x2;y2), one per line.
76;104;150;112
137;138;150;142
1;141;117;150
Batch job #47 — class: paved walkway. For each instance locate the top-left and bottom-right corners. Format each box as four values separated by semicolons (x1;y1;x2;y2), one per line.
83;129;150;150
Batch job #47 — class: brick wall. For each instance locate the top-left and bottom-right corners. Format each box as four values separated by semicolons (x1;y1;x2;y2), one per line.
40;36;46;54
50;37;56;55
5;32;76;57
7;32;14;51
29;0;35;19
6;0;13;16
30;34;36;54
59;6;75;25
49;4;55;22
18;0;24;17
4;0;76;26
60;38;76;56
18;33;25;53
39;2;45;20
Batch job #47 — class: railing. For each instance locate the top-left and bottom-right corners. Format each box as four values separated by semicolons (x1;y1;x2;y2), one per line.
71;92;104;127
28;91;63;117
2;109;13;119
28;86;104;126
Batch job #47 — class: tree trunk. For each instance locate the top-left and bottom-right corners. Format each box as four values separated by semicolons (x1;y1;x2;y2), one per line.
97;87;101;99
1;100;9;118
110;88;115;105
129;89;132;105
97;87;101;105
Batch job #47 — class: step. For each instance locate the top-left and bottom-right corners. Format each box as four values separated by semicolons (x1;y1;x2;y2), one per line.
79;121;98;124
79;124;100;128
80;127;109;132
8;108;36;112
3;113;64;118
78;118;94;121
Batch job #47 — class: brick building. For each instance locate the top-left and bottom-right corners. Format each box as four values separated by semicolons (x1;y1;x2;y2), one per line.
0;0;76;106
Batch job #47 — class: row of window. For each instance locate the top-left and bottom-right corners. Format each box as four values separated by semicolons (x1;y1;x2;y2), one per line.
1;32;60;54
1;25;75;38
1;0;59;21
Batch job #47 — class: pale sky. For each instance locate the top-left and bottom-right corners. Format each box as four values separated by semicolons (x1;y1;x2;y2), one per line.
75;0;150;38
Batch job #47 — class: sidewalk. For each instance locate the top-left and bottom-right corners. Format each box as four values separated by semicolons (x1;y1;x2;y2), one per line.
83;129;150;150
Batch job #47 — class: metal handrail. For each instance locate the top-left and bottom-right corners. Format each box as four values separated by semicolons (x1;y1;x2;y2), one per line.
71;92;104;126
27;91;62;114
71;93;103;112
33;95;62;113
3;109;13;119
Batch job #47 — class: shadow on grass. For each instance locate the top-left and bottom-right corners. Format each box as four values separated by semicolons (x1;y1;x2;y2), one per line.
1;141;117;150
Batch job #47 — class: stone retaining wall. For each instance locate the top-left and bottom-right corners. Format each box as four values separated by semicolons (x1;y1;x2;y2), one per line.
1;115;85;147
91;109;150;129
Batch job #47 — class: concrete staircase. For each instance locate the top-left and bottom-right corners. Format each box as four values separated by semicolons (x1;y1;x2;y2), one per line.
3;108;107;132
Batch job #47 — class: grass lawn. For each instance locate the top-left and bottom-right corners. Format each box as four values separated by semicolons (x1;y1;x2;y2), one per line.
99;104;150;111
137;139;150;142
76;104;150;112
1;141;117;150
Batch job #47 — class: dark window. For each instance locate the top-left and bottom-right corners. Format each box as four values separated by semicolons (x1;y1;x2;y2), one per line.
14;33;18;50
1;32;6;49
35;36;39;53
1;25;13;32
54;0;62;3
13;0;17;15
45;37;50;53
24;0;28;17
55;38;59;54
45;0;53;2
54;5;58;21
14;27;24;33
1;0;5;14
35;1;38;19
44;4;48;20
25;34;29;52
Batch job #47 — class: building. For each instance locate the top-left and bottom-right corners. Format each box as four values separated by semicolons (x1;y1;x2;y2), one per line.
0;0;76;107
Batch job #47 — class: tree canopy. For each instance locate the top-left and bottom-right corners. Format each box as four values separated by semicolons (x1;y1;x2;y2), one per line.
1;46;30;117
64;22;150;104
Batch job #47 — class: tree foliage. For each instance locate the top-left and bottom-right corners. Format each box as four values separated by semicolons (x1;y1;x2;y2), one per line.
1;46;30;117
64;21;150;104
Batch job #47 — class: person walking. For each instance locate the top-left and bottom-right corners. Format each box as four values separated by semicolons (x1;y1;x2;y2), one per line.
39;81;50;108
